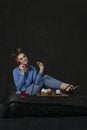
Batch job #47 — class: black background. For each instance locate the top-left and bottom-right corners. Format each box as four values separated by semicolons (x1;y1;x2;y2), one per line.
0;0;87;101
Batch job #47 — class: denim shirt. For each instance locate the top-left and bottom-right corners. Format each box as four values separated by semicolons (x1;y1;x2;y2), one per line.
13;65;42;94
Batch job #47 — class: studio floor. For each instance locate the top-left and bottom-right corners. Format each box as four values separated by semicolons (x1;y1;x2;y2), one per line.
0;116;87;130
0;104;87;130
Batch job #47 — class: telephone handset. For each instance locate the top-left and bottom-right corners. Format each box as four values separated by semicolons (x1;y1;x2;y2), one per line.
16;61;21;66
17;61;29;67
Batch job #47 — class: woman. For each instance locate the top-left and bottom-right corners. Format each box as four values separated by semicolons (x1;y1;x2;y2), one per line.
12;48;79;96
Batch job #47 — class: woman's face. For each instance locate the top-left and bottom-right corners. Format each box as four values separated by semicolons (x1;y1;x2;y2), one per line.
17;53;28;65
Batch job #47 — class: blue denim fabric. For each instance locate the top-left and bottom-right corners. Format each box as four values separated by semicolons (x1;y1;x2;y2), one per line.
26;75;63;95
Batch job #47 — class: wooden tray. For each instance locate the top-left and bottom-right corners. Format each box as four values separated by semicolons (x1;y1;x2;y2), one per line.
37;93;69;97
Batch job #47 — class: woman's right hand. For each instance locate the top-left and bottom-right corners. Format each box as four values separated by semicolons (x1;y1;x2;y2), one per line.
19;64;26;75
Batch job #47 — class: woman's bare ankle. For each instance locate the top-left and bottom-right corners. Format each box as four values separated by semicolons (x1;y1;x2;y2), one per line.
60;83;69;90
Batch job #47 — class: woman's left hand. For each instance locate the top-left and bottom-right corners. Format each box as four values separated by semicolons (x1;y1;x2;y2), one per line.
37;61;44;73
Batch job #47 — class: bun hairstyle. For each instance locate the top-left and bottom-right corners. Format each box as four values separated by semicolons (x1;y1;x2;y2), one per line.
11;48;23;61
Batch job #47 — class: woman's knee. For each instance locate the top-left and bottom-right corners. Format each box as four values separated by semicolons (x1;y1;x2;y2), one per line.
43;75;49;79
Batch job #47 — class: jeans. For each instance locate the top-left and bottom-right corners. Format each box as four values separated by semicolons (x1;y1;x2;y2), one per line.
26;75;63;96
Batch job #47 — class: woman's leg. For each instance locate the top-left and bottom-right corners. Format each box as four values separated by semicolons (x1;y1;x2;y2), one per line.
26;80;44;96
42;75;63;89
26;75;79;95
42;75;78;92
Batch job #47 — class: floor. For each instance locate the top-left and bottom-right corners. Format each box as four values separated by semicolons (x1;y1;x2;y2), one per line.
0;104;87;130
0;116;87;130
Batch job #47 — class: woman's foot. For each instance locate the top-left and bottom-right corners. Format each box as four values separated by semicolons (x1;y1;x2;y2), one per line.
60;84;80;94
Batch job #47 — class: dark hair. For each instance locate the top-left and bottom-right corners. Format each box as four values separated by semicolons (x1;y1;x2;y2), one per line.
11;48;23;60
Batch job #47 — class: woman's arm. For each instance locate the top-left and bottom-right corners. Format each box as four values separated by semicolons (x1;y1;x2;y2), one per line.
32;67;42;84
33;62;44;84
13;69;25;90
